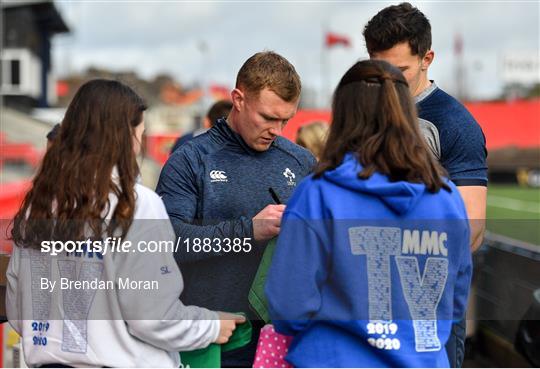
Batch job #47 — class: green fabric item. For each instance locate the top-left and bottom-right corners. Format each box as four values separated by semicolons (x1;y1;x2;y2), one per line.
222;317;252;352
248;238;277;323
180;344;220;368
179;316;252;368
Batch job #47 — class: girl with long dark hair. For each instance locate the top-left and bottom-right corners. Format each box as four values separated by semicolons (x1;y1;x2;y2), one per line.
7;79;243;367
266;60;471;367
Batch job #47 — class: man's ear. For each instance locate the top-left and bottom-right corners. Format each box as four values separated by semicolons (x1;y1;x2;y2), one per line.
231;88;245;111
422;50;435;71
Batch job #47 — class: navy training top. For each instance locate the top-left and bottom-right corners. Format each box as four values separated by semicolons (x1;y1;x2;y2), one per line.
416;82;488;187
156;118;316;316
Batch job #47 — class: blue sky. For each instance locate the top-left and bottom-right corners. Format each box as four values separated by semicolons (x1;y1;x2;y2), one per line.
52;1;539;105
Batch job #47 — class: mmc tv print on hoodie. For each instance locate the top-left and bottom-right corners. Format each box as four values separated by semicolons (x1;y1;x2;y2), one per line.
349;226;449;352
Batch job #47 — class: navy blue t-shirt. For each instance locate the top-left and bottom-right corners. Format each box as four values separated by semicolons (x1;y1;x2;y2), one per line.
416;82;488;187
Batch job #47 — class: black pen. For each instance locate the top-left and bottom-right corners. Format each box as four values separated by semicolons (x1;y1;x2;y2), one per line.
268;187;282;205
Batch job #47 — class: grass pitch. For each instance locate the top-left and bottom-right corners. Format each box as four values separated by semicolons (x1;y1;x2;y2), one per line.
486;185;540;245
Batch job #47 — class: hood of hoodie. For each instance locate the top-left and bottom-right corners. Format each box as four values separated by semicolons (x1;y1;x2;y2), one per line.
323;154;426;215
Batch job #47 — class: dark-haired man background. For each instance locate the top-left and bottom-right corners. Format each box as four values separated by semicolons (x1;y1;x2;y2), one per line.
363;3;488;367
170;99;233;153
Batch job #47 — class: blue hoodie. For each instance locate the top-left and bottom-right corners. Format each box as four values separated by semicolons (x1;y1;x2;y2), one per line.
265;154;472;368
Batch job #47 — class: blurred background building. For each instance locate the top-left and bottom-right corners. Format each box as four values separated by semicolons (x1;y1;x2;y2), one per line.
1;0;69;111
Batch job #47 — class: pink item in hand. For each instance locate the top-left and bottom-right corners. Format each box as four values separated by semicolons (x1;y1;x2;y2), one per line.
253;324;294;368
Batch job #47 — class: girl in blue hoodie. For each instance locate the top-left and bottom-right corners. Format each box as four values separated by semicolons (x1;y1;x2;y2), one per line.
265;60;472;368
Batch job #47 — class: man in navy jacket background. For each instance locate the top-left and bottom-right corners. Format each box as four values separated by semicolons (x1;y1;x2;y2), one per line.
363;3;488;367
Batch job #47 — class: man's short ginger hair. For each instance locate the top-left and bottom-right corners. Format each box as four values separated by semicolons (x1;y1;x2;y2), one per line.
235;51;301;102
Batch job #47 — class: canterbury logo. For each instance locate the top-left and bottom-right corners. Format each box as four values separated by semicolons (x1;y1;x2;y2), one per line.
210;170;228;182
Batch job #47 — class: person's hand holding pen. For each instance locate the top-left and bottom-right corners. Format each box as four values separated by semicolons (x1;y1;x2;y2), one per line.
252;188;285;241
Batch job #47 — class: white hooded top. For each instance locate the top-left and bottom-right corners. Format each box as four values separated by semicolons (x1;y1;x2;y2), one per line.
6;182;220;367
